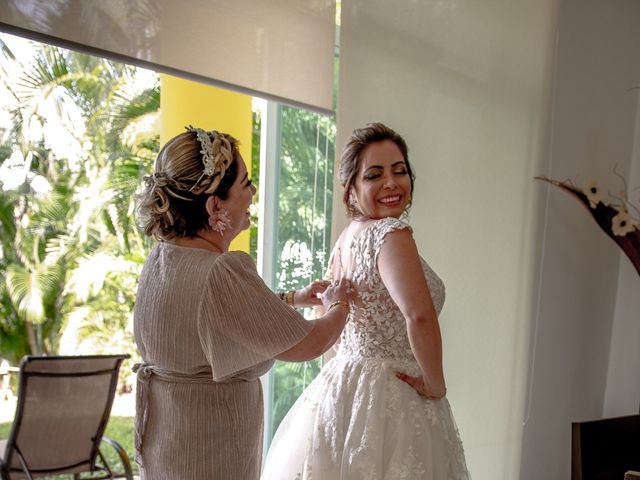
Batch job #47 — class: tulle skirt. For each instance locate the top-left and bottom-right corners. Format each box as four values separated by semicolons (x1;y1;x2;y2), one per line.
261;354;470;480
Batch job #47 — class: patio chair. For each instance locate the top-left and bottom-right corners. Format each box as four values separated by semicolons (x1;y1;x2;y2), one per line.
0;355;134;480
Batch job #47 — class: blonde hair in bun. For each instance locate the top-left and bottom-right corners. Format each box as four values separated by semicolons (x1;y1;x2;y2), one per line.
138;129;240;240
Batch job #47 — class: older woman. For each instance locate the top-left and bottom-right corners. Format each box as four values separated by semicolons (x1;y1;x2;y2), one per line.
133;126;350;480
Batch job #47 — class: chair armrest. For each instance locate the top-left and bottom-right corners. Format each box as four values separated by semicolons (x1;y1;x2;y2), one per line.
101;436;134;480
624;471;640;480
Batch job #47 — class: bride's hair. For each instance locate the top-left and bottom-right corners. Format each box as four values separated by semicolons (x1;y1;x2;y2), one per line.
339;123;415;218
138;130;240;240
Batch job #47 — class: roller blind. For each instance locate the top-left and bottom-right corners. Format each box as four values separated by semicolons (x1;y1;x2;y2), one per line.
0;0;336;114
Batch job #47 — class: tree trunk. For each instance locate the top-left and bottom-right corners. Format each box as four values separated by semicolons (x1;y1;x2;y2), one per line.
25;321;40;355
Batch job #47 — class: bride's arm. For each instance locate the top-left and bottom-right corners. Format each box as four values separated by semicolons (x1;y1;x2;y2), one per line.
377;229;446;398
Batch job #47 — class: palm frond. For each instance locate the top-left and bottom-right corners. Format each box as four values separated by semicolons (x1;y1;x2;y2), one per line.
112;85;160;122
0;37;16;61
19;45;69;91
0;192;17;244
6;263;44;324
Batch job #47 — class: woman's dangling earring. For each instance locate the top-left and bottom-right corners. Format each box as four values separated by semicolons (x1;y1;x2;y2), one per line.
401;194;412;220
208;209;232;236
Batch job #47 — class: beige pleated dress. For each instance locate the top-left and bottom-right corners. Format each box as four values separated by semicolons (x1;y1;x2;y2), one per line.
133;242;313;480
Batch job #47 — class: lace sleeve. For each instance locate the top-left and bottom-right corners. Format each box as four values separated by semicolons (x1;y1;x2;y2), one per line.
370;217;412;265
351;217;412;285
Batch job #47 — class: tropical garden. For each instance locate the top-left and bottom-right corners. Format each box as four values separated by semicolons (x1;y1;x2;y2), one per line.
0;35;159;372
0;32;336;471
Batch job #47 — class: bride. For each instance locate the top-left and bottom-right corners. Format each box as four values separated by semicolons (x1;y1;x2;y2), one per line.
261;123;470;479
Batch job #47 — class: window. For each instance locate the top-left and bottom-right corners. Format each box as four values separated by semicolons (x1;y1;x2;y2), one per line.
0;30;337;457
253;100;336;445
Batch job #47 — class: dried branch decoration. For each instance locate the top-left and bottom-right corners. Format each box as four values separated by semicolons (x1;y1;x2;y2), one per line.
536;175;640;277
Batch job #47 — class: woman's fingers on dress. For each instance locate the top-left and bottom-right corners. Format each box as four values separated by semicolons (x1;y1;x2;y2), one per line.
311;281;330;294
307;296;324;305
321;278;352;305
395;372;423;393
335;279;352;298
337;278;352;291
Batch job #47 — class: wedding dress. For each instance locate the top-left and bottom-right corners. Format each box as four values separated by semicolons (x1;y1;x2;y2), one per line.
261;217;470;480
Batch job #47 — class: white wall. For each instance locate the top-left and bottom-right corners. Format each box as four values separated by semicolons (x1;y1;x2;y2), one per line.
335;0;640;478
519;1;640;478
603;91;640;418
334;1;559;478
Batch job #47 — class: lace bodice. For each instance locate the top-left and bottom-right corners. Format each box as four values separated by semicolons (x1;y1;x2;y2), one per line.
328;217;445;362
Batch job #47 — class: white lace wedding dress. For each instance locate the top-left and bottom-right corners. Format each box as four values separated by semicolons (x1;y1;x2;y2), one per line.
261;217;470;480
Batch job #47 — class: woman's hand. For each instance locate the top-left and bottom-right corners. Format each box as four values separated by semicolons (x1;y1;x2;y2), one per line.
275;278;352;362
395;372;446;399
294;280;331;307
321;278;351;308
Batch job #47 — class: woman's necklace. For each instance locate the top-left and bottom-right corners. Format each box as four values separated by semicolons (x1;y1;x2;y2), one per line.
195;234;224;253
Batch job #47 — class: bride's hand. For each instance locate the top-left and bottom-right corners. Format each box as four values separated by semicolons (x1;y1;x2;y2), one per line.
395;372;446;399
294;280;331;307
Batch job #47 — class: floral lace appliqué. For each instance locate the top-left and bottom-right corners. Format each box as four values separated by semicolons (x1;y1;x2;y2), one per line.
337;217;445;362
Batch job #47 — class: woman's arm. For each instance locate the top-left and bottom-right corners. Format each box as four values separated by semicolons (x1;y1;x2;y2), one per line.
292;280;331;307
275;278;350;362
377;229;446;398
275;306;347;361
314;303;342;352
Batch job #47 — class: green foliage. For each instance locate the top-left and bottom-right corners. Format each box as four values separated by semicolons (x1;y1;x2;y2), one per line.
0;37;158;366
272;358;321;432
103;415;138;475
269;105;336;436
249;108;261;261
276;106;335;292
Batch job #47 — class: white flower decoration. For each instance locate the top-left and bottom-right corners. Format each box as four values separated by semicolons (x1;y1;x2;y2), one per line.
611;209;636;237
584;180;602;208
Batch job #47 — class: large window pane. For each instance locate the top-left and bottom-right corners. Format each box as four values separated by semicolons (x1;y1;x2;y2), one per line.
269;105;335;438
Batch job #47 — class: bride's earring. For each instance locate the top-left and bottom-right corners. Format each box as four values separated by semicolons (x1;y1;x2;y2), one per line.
349;192;360;215
401;194;412;220
208;209;232;236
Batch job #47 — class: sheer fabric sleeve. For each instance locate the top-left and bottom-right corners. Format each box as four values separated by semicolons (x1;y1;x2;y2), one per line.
198;251;313;380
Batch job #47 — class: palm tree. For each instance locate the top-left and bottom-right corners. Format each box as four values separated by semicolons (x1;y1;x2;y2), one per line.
0;36;159;363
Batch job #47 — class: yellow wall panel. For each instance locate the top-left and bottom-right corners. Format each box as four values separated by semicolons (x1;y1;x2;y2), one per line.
160;74;253;253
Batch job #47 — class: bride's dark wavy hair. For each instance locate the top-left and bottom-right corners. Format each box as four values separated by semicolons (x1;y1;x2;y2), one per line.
339;123;415;218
